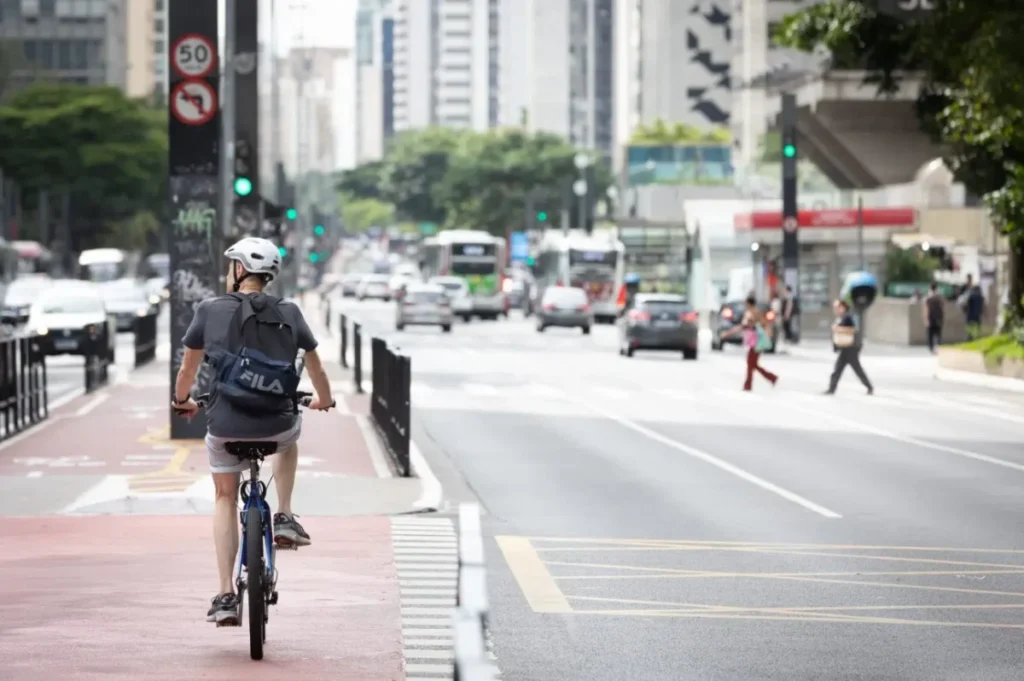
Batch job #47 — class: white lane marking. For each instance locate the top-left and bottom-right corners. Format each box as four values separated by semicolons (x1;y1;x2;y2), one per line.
893;391;1024;426
409;382;433;399
354;413;393;478
783;401;1024;474
577;399;842;519
62;475;130;513
657;388;699;401
411;440;443;511
462;382;500;396
74;392;109;417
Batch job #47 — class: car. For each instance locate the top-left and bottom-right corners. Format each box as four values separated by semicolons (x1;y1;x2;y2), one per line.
2;276;54;328
388;273;415;299
618;293;699;359
357;274;391;301
396;283;453;332
711;300;778;353
536;286;593;334
27;282;115;357
99;279;159;332
503;276;526;309
340;273;364;297
428;276;472;317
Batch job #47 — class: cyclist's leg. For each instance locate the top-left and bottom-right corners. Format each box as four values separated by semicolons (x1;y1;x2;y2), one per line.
271;420;311;547
206;434;247;623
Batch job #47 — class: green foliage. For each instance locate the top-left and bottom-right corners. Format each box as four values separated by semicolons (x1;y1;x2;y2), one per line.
339;127;611;237
772;0;1024;326
338;194;394;232
630;118;730;145
883;247;938;285
0;83;167;249
954;333;1024;362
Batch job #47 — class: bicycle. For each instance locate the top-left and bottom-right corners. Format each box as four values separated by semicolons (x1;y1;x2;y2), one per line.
182;390;334;661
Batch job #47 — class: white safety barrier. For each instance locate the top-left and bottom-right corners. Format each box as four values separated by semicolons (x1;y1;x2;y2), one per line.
453;503;498;680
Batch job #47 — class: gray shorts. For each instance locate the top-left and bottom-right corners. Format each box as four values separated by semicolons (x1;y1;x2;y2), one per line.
205;420;302;474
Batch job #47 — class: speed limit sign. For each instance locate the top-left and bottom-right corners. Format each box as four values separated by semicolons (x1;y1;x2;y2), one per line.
172;34;216;79
783;216;798;232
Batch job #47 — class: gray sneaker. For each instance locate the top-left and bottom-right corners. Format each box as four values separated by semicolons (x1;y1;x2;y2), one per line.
273;513;311;548
206;592;239;625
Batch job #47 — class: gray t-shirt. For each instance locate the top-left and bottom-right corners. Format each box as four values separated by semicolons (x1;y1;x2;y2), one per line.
182;294;318;438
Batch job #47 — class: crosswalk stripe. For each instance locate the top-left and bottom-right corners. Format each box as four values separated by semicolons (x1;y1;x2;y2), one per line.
591;386;630;400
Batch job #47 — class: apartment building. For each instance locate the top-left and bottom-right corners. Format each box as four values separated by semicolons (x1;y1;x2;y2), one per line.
152;0;165;95
355;0;393;163
391;0;499;132
0;0;128;91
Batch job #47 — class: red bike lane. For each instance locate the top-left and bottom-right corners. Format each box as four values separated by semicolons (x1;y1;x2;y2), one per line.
0;361;412;679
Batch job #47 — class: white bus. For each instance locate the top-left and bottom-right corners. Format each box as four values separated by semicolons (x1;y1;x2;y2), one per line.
420;230;507;320
78;248;135;282
534;229;625;324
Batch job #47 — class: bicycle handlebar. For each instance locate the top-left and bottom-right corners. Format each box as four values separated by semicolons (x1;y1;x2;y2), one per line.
173;390;336;413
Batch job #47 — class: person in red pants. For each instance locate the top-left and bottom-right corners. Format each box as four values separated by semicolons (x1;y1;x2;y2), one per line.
720;295;778;391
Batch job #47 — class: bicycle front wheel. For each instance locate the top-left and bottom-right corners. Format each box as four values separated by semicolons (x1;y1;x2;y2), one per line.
246;504;266;660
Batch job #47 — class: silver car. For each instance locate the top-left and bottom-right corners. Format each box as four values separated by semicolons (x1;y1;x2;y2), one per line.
357;274;391;301
396;283;454;332
341;273;363;297
536;286;593;334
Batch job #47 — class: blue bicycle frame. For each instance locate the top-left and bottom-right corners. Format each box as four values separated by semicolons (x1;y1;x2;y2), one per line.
236;461;275;594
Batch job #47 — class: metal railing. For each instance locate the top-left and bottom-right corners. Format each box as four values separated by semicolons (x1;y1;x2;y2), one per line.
454;503;498;680
338;313;364;393
84;321;113;393
0;334;48;441
369;336;411;476
134;311;158;367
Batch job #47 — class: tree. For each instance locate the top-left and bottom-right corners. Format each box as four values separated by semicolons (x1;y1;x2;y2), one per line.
381;127;461;224
436;128;612;236
339;194;394;232
336;159;385;200
774;0;1024;326
0;83;167;250
630;118;730;145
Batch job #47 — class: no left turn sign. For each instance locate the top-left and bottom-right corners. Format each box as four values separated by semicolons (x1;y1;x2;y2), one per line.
171;80;217;126
783;216;798;232
172;33;216;79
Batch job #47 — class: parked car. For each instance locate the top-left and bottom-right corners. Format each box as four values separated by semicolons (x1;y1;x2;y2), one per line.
28;282;115;357
711;300;778;353
618;293;699;359
396;283;453;332
536;286;593;334
99;279;159;332
2;275;54;328
357;274;391;301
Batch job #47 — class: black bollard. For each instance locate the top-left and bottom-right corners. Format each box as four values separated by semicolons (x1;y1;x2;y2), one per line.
353;322;364;393
340;314;349;367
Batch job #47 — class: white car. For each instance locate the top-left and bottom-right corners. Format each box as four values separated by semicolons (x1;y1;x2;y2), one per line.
28;282;115;356
389;273;414;299
428;276;472;318
357;274;391;301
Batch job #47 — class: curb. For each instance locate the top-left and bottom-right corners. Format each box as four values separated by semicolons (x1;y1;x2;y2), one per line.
410;439;442;512
934;368;1024;393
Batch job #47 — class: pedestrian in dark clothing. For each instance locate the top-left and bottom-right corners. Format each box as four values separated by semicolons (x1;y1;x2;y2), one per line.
825;299;873;395
923;283;944;353
958;274;985;339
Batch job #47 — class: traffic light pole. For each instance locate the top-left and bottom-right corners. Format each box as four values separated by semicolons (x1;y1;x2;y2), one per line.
781;92;800;340
219;0;237;239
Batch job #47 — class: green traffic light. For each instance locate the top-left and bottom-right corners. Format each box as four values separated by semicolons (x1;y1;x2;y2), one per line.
537;211;548;222
278;246;287;257
234;177;253;196
314;225;325;236
783;144;796;158
309;252;319;263
286;208;297;220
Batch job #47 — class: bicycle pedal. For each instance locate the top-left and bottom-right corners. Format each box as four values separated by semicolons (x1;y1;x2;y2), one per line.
215;618;241;628
274;539;299;550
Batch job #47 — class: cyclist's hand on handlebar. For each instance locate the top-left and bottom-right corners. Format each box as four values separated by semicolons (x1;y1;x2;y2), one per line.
171;397;200;415
307;395;336;411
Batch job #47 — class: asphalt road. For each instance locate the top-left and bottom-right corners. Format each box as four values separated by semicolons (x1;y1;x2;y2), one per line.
336;292;1024;681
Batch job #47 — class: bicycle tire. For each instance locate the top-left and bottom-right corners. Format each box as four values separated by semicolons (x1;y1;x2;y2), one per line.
246;504;265;660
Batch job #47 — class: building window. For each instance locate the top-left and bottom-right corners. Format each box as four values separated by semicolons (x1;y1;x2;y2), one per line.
57;40;71;68
154;18;163;33
22;40;36;63
155;0;164;10
71;39;89;69
40;0;55;16
154;39;164;55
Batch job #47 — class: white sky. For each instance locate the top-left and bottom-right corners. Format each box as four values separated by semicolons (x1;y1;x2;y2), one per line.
217;0;356;54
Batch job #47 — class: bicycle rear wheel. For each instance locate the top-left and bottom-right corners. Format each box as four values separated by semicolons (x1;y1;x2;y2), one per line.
246;504;266;660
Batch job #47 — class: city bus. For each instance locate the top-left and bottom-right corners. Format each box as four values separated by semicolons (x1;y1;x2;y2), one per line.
534;229;626;324
419;230;507;320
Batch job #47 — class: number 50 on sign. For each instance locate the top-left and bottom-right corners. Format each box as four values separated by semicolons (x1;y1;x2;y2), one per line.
172;33;216;79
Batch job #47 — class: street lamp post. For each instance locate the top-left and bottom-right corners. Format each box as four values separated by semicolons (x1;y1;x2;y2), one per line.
573;152;590;233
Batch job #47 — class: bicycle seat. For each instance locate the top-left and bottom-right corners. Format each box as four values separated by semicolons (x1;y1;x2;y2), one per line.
224;441;278;460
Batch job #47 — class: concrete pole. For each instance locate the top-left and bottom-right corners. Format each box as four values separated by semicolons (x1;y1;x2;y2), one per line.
220;0;237;238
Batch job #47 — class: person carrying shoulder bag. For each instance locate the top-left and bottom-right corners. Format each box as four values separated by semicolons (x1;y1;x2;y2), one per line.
825;299;872;395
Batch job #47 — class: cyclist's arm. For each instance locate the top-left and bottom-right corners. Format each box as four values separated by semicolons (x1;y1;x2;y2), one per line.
174;347;204;402
301;349;334;405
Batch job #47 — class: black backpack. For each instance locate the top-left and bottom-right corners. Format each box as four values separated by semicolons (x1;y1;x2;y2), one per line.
210;293;301;413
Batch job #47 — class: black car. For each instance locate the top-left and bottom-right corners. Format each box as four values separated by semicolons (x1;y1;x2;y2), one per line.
711;300;778;352
618;294;699;360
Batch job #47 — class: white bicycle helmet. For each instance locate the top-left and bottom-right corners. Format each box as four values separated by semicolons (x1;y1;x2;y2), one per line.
224;237;282;281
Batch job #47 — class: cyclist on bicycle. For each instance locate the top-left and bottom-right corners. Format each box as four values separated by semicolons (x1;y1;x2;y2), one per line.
171;237;335;626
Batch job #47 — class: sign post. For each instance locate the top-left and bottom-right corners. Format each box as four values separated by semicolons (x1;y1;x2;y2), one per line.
168;1;221;439
781;93;800;341
233;0;260;236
